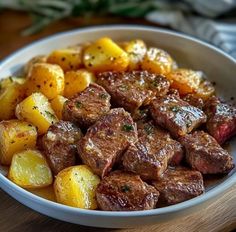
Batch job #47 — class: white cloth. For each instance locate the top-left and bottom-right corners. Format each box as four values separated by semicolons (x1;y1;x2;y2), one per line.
146;0;236;58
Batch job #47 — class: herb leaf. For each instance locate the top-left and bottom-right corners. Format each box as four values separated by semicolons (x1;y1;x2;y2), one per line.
121;185;131;193
122;124;134;132
45;110;56;119
76;101;83;109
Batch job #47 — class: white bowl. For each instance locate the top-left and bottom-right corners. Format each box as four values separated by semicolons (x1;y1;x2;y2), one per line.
0;25;235;228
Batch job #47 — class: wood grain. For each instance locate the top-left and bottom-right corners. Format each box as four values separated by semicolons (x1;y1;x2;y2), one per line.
0;10;235;232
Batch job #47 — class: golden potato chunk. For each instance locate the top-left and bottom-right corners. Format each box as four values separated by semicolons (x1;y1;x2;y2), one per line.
24;55;47;75
50;95;68;120
0;78;25;120
16;92;58;135
142;47;176;75
54;165;100;209
121;39;147;70
29;185;56;201
194;80;215;100
83;37;129;72
64;69;95;98
47;48;82;72
8;149;53;188
0;120;37;165
166;69;203;95
25;63;64;100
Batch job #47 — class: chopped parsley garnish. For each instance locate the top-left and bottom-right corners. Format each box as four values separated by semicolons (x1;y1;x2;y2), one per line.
45;110;56;119
121;185;131;193
122;124;134;132
170;106;180;112
100;93;108;99
144;123;154;135
76;101;83;109
32;106;38;110
151;79;159;87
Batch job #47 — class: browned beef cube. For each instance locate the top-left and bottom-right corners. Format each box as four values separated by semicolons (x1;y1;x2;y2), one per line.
182;94;204;109
122;121;183;180
150;94;207;138
204;96;236;144
41;121;82;174
96;171;159;211
179;131;234;174
152;167;204;205
63;83;111;128
97;71;170;113
77;108;138;177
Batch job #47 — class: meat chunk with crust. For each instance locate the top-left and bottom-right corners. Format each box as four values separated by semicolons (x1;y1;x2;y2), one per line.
182;94;204;109
41;120;82;174
97;71;170;113
204;96;236;144
152;167;204;205
96;171;159;211
150;94;207;138
63;83;111;128
77;108;138;177
122;121;183;180
179;131;234;174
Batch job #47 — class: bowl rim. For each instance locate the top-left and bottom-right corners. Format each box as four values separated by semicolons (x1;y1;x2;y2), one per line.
0;25;235;218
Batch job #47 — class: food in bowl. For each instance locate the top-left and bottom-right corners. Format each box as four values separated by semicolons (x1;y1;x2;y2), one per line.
0;37;235;212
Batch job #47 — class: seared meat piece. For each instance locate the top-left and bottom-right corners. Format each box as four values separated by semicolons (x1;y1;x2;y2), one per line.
41;121;82;174
97;71;170;113
122;121;183;180
63;83;111;128
96;171;159;211
204;96;236;144
150;94;207;138
168;88;180;97
182;94;204;109
179;131;234;174
152;167;204;205
77;108;138;177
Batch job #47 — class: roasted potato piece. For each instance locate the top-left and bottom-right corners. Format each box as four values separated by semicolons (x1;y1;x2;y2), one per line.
194;80;215;100
24;55;47;75
83;37;129;72
47;48;82;72
54;165;100;209
64;69;95;98
166;69;203;95
50;95;68;119
8;149;53;188
121;39;147;70
0;120;37;165
25;63;64;100
15;92;58;135
0;76;26;88
29;185;56;201
0;78;25;120
141;47;176;75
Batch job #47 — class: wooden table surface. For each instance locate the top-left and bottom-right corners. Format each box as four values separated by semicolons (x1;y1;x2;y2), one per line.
0;10;236;232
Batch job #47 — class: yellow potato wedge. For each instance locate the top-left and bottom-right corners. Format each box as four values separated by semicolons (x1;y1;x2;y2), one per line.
24;55;47;75
83;37;129;72
16;92;58;135
166;69;203;95
54;165;100;209
0;120;37;165
194;80;215;100
29;185;56;201
8;149;53;188
50;95;68;120
141;47;176;75
47;48;82;72
0;78;26;120
121;39;147;70
64;69;95;98
25;63;64;100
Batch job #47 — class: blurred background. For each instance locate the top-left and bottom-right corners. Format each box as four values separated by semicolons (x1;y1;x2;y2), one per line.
0;0;236;60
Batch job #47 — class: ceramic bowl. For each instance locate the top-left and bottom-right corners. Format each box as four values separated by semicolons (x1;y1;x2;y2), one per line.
0;25;235;228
